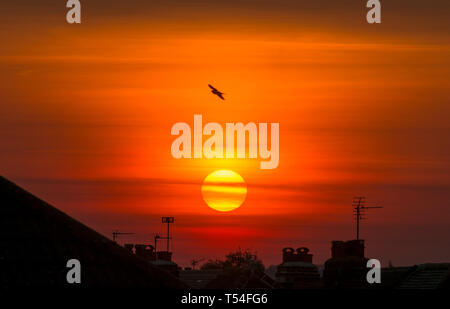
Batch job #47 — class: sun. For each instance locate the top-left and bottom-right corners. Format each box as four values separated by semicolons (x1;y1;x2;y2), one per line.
201;170;247;212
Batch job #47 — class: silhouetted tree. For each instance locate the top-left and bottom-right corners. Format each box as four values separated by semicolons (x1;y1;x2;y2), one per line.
201;259;224;270
201;248;264;272
201;248;266;288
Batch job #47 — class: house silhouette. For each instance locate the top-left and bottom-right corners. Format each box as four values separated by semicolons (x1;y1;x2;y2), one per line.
0;176;186;288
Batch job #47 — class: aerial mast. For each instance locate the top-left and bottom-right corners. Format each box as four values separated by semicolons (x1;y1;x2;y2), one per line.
352;197;382;240
112;230;134;242
161;216;174;251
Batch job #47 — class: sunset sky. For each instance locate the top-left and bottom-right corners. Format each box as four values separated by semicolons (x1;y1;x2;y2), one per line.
1;0;449;267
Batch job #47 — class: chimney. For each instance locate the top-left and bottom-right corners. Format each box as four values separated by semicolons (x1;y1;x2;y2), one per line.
282;247;313;263
331;240;365;259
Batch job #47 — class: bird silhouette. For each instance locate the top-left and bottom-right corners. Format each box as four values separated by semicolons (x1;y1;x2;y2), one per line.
208;84;225;100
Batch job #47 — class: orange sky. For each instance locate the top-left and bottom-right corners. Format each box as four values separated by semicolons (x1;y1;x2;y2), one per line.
1;0;450;267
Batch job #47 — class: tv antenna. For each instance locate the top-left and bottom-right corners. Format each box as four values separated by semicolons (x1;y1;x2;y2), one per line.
112;230;134;242
353;197;382;240
154;234;161;252
156;216;174;252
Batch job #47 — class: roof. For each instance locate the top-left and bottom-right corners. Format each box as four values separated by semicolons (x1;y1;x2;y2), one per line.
0;176;187;288
280;261;318;268
397;263;450;289
179;269;222;288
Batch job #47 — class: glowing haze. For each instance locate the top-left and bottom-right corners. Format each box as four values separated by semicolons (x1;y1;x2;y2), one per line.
0;0;449;267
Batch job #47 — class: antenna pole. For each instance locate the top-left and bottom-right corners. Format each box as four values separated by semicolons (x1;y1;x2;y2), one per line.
161;217;174;251
167;220;170;251
112;230;134;242
353;197;382;240
357;205;360;240
354;197;364;240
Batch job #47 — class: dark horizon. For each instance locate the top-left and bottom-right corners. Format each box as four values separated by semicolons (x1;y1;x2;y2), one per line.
4;175;450;269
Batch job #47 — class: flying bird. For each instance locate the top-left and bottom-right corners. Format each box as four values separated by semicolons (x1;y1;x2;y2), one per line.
208;84;225;100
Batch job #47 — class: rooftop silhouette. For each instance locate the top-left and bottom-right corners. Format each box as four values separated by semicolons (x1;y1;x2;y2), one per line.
0;176;186;288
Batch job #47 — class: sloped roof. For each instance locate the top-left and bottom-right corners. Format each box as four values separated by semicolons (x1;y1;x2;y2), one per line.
179;269;222;288
0;176;186;288
397;263;450;289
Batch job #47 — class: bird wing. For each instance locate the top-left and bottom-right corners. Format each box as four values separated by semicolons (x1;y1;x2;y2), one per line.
217;93;225;100
208;84;217;91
